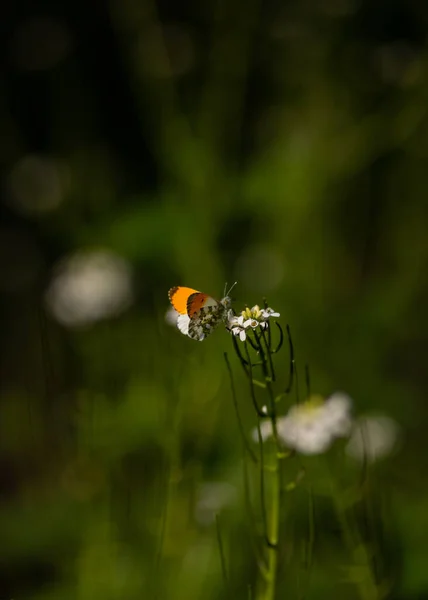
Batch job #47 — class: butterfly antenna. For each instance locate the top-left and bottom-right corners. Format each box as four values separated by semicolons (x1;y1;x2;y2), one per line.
223;282;228;297
226;281;237;297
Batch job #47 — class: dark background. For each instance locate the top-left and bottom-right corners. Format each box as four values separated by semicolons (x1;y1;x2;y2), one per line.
1;0;428;598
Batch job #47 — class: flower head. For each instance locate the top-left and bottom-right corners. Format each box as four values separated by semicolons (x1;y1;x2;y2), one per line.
346;413;400;463
227;314;247;341
252;392;353;455
242;305;263;321
45;249;133;327
227;303;280;341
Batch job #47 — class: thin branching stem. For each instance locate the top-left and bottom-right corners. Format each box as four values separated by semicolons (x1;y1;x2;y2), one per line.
246;334;259;352
284;325;295;395
262;298;272;352
243;453;269;576
256;420;275;550
295;366;300;404
216;514;229;591
260;327;276;383
232;335;249;372
253;331;278;446
224;352;258;463
271;321;284;354
244;341;266;418
298;484;315;600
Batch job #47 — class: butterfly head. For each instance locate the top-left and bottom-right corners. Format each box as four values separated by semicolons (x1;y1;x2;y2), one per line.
221;281;237;306
220;295;232;309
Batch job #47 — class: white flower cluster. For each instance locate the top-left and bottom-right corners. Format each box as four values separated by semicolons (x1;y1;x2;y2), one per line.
346;414;400;463
45;250;133;327
227;305;280;341
253;393;353;455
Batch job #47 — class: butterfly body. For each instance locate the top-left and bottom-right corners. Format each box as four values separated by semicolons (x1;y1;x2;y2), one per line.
168;285;233;341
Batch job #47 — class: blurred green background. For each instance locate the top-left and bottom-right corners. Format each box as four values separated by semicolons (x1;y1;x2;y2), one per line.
1;0;428;598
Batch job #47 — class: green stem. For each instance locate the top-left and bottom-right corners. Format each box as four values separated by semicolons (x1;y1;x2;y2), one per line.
261;446;280;600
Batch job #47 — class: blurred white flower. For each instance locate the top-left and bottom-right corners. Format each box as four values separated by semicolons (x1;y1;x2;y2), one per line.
251;418;276;442
165;306;179;326
346;414;400;463
45;249;133;326
252;393;353;455
227;304;280;341
194;482;237;526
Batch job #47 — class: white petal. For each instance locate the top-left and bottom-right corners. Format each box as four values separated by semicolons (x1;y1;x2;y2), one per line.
324;392;353;437
275;402;339;455
243;318;259;329
239;329;246;341
293;430;332;455
261;308;280;318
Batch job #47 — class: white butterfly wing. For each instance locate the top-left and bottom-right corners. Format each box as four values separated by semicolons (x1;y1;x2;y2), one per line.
177;313;191;336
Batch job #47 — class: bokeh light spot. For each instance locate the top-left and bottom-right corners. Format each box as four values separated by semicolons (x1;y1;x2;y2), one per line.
6;155;67;215
45;250;134;327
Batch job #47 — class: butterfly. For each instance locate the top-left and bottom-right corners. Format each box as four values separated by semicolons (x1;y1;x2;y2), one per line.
168;283;236;341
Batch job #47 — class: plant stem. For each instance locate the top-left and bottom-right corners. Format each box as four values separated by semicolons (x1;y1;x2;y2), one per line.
263;446;280;600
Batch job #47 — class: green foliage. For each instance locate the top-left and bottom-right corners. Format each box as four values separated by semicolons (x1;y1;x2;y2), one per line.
1;0;428;598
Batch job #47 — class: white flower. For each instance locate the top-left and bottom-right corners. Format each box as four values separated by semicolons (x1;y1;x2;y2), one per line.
251;418;276;442
45;249;133;327
252;392;353;455
227;314;247;341
165;306;180;326
261;307;280;319
322;392;353;437
244;318;259;329
243;305;263;320
227;303;280;342
346;414;400;463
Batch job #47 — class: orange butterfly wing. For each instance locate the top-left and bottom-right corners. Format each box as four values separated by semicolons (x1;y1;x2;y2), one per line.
168;286;200;315
168;286;216;317
186;292;213;317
